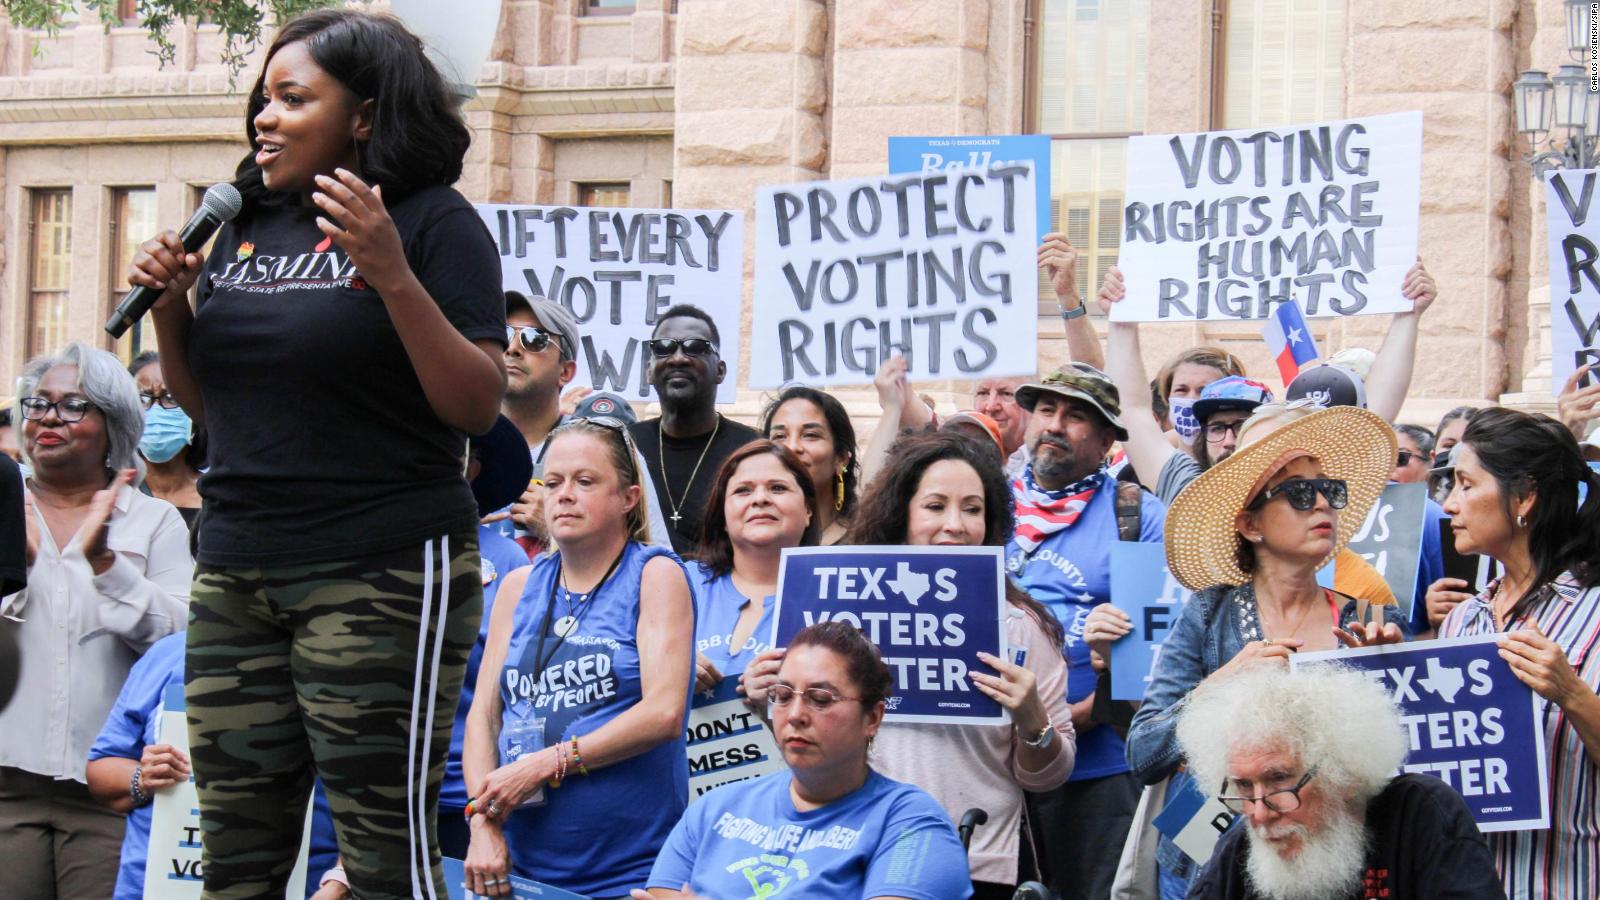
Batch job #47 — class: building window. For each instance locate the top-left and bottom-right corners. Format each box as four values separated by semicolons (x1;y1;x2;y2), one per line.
1220;0;1345;128
109;188;159;362
28;189;73;360
577;182;631;208
1029;0;1148;313
116;0;138;24
584;0;635;14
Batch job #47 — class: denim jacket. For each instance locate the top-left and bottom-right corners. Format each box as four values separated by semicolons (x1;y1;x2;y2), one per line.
1125;583;1412;882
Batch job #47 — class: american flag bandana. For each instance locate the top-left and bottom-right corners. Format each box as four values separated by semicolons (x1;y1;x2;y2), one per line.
1010;464;1107;554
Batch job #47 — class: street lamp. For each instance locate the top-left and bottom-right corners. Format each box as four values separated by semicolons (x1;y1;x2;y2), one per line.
389;0;503;102
1515;1;1600;180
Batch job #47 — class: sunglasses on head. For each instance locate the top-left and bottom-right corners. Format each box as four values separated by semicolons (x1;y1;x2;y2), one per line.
1248;477;1349;512
506;325;563;355
646;338;717;359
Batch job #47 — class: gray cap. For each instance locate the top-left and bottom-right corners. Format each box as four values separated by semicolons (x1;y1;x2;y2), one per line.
506;290;580;361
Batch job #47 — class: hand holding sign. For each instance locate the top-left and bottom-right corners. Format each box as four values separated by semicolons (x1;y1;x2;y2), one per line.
1426;577;1476;630
1332;616;1404;650
1083;603;1132;661
739;648;786;715
1096;265;1126;315
1499;621;1593;706
138;742;190;791
1557;363;1600;438
1400;259;1437;315
1038;232;1081;305
1205;638;1304;685
971;650;1050;736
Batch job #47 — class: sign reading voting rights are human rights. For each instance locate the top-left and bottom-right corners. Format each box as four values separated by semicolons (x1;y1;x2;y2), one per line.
1108;542;1193;701
1293;634;1550;832
771;546;1008;725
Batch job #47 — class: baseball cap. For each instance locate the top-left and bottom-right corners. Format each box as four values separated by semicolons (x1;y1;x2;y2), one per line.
469;414;534;517
1014;362;1129;440
1192;376;1274;423
506;290;580;361
942;410;1004;452
573;391;638;426
1285;363;1367;410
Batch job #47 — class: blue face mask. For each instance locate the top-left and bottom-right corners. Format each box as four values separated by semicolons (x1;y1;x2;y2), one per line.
140;405;193;463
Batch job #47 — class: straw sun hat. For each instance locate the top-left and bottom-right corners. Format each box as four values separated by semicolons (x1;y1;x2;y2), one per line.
1164;404;1397;592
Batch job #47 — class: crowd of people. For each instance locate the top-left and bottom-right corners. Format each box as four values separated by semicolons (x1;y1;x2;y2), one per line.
2;8;1599;900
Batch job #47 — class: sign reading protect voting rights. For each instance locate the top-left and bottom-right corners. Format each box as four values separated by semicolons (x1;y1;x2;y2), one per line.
1293;635;1550;832
686;676;786;803
477;204;744;403
1545;169;1600;394
771;546;1008;724
751;164;1039;387
1115;111;1422;322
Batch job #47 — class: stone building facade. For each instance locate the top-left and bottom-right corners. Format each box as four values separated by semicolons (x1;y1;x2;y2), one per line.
0;0;1571;427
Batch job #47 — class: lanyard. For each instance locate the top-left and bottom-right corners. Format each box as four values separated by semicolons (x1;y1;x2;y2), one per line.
528;543;628;680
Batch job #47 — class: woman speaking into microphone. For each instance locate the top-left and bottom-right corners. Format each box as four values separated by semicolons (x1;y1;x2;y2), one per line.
126;10;506;899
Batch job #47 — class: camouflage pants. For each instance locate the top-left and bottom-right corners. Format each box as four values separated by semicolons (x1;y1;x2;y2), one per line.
185;533;481;900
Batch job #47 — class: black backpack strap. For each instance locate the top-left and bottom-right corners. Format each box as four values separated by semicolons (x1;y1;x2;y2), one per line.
1115;480;1143;542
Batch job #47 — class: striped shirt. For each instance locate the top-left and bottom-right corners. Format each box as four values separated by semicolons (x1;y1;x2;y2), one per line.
1440;573;1600;899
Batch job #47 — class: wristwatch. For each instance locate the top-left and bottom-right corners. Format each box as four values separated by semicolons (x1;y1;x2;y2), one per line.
1022;721;1056;749
1058;301;1088;320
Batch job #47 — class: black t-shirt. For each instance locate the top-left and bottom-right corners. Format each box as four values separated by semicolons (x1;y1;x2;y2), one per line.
630;414;759;556
189;185;505;567
0;456;24;596
1187;774;1505;900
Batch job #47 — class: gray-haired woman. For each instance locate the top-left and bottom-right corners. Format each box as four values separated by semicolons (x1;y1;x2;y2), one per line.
0;342;192;899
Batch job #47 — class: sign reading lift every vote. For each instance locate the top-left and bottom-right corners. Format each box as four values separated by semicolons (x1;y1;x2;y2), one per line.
1115;111;1422;322
771;546;1009;724
476;204;745;403
1294;635;1550;832
1544;168;1600;394
751;163;1040;387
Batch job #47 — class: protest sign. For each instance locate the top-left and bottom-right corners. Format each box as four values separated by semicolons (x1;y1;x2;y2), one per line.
1152;776;1238;865
1115;111;1422;322
145;685;310;899
1108;542;1193;701
1545;169;1600;394
442;858;589;900
476;204;745;403
750;164;1040;387
770;546;1008;724
686;675;786;803
1344;482;1428;619
1294;634;1550;831
889;135;1052;241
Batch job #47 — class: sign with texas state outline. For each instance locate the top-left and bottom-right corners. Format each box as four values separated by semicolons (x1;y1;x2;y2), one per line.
1294;634;1550;831
771;546;1008;725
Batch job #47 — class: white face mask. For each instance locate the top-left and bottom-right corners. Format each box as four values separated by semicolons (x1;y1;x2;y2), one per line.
1169;396;1201;446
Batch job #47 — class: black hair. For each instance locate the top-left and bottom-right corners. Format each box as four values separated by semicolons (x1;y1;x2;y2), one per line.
847;431;1065;648
760;386;860;519
786;621;893;708
653;303;721;346
127;350;160;379
1394;423;1435;457
1460;407;1600;607
234;9;471;208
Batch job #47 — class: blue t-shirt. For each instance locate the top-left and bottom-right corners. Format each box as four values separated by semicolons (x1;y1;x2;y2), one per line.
1408;497;1447;634
648;769;973;900
498;541;694;897
442;523;535;810
689;563;776;678
1005;474;1166;780
89;634;337;900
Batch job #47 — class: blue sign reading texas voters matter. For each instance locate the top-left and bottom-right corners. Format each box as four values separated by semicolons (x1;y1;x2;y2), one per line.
1294;634;1550;832
889;135;1053;240
1109;542;1193;700
771;546;1008;725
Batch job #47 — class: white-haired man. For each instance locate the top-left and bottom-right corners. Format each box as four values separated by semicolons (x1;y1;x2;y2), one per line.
1177;666;1503;900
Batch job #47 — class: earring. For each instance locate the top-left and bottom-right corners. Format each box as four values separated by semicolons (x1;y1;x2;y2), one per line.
834;471;846;512
1516;514;1527;528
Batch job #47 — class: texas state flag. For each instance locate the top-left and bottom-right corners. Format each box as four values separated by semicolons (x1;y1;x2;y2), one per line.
1260;298;1320;386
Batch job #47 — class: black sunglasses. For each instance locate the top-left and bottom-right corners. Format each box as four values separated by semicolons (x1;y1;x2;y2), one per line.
506;325;565;356
1396;450;1422;468
1249;477;1348;512
646;338;717;359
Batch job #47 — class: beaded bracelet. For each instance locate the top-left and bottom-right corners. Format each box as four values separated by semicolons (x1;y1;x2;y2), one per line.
130;765;151;807
570;736;589;777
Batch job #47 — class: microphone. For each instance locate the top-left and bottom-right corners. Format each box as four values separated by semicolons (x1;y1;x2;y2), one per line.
105;182;243;339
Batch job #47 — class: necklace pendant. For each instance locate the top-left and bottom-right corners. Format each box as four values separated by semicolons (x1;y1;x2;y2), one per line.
554;615;578;638
671;512;682;525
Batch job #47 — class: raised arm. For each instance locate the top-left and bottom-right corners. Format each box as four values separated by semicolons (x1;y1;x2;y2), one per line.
1039;233;1105;370
1098;267;1177;492
1365;260;1436;424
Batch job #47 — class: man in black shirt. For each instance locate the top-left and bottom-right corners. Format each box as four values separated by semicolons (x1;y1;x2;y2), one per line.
1177;666;1504;900
630;304;757;556
0;455;26;715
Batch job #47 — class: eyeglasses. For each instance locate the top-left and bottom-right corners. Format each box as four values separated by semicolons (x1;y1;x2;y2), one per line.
1248;477;1348;512
767;683;862;712
1219;768;1318;815
507;325;563;356
139;391;179;411
646;338;717;359
1396;450;1421;468
19;396;95;423
1204;421;1244;444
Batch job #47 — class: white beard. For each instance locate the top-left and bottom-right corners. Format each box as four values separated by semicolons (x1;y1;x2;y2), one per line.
1243;804;1369;900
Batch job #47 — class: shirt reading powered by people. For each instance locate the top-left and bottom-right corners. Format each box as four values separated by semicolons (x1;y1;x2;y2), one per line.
188;186;506;567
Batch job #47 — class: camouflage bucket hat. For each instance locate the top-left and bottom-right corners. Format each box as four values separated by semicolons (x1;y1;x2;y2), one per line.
1013;362;1128;440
